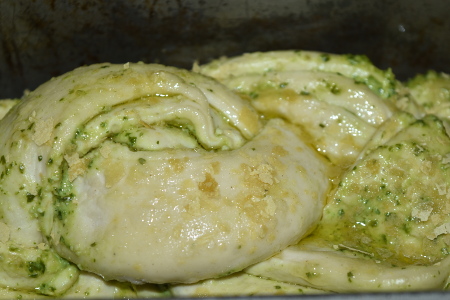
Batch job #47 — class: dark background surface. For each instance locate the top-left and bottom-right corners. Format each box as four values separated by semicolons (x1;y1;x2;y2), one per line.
1;0;449;99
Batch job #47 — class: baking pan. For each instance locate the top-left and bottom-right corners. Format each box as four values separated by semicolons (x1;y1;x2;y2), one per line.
0;0;450;299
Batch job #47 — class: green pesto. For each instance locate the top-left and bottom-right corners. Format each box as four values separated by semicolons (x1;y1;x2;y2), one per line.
26;192;35;203
310;115;450;266
320;53;331;62
305;271;319;278
27;259;46;278
18;163;25;174
249;91;259;99
347;271;354;283
0;242;79;296
317;52;397;98
324;80;341;95
51;160;76;228
74;127;89;142
345;54;371;65
127;134;137;146
407;71;450;119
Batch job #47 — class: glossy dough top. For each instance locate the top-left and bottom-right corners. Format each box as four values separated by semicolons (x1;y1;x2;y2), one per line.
0;63;330;284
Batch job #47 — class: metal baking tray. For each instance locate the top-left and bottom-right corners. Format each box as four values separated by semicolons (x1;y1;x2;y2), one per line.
0;0;449;299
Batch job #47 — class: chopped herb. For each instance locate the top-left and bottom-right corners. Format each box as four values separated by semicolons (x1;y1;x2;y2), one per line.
27;259;46;278
26;193;35;203
320;53;331;62
279;82;289;88
128;136;137;146
249;91;259;99
347;271;354;282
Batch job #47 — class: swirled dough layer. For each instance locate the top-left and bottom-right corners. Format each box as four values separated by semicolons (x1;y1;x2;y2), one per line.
0;63;330;284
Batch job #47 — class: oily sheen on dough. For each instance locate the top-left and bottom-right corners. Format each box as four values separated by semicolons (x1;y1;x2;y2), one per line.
0;63;330;284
